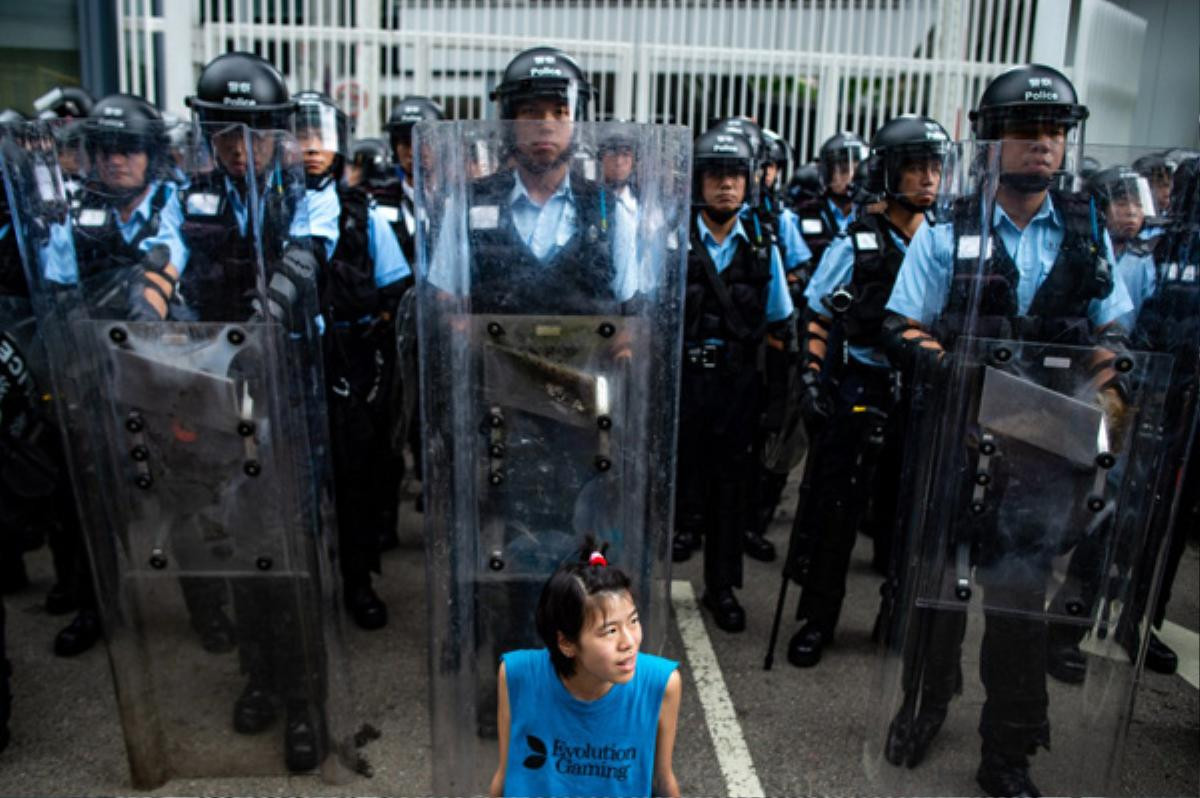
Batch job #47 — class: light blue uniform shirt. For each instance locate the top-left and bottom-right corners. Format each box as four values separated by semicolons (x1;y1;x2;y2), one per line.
1113;246;1157;330
777;206;814;272
829;198;855;232
428;170;639;302
887;193;1133;328
142;173;312;275
305;180;412;288
806;226;909;369
695;212;793;324
112;180;176;245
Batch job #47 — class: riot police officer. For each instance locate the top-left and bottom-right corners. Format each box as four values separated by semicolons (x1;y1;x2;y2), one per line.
786;114;950;668
880;64;1133;797
379;96;445;265
673;127;793;632
294;89;412;630
791;132;869;271
139;51;331;773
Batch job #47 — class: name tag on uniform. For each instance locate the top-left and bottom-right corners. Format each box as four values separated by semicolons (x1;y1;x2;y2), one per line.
402;205;416;234
1165;262;1180;281
77;208;107;228
469;205;499;230
802;218;823;235
1184;265;1197;283
854;232;878;251
957;235;992;259
186;192;222;216
375;205;399;224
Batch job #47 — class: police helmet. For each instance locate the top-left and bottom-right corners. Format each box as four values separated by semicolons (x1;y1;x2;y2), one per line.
85;94;168;196
869;115;949;209
818;132;869;196
1132;152;1176;184
491;46;594;121
351;137;390;184
762;129;791;168
787;161;822;205
0;109;25;127
293;91;350;158
969;64;1088;140
851;156;882;207
187;51;294;129
693;127;757;208
33;86;94;119
386;96;445;150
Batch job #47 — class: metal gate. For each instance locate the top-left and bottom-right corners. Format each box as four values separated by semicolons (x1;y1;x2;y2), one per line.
116;0;1146;177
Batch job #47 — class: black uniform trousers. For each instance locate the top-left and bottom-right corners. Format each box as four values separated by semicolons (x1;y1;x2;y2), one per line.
795;357;902;635
676;347;762;593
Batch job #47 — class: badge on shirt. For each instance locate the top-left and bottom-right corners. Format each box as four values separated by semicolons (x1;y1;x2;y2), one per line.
186;192;222;216
1166;262;1180;281
802;218;823;235
469;205;499;230
1183;265;1197;283
854;232;879;251
957;235;992;259
77;208;107;228
375;205;399;224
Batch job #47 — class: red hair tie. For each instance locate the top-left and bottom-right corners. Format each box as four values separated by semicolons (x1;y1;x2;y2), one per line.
588;551;608;567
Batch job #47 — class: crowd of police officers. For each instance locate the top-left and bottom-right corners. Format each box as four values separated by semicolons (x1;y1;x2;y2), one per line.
0;41;1196;796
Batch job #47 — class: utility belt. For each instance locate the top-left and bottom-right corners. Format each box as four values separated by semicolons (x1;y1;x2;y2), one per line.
683;338;752;373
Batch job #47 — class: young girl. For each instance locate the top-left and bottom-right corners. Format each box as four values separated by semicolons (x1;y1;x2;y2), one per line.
490;539;682;798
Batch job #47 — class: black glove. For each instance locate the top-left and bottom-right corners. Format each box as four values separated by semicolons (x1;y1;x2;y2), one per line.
798;368;833;428
253;246;318;332
126;244;176;321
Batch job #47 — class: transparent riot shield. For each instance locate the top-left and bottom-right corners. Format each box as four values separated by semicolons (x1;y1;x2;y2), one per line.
415;119;689;795
865;140;1198;796
0;120;355;787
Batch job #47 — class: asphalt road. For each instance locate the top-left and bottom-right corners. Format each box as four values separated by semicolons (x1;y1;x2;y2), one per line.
1;474;1196;797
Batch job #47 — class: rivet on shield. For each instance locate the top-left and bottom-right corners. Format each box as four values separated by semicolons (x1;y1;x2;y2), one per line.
489;443;505;458
135;473;153;490
974;472;990;486
237;420;256;437
125;412;145;433
1096;452;1116;470
1087;496;1105;512
255;556;273;571
970;501;986;515
487;322;504;337
244;460;262;477
130;445;149;462
1066;599;1085;616
992;347;1012;363
597;415;612;430
488;553;505;571
489;471;504;485
227;328;246;346
109;326;128;344
488;411;504;428
595;456;612;472
979;440;996;456
954;584;972;601
597;322;616;338
149;550;168;570
1114;356;1133;373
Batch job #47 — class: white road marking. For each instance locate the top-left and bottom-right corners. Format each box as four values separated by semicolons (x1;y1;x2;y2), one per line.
671;579;765;798
1157;619;1199;690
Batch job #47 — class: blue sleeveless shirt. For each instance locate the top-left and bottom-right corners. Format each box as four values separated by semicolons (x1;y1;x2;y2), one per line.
501;648;678;798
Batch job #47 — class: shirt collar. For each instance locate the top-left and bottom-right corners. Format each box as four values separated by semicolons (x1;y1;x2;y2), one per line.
993;192;1060;232
510;170;573;209
696;212;748;247
116;181;161;227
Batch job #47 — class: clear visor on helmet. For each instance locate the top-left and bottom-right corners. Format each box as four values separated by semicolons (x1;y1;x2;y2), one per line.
1097;173;1161;238
295;103;346;156
883;143;947;207
822;144;866;192
506;80;584;122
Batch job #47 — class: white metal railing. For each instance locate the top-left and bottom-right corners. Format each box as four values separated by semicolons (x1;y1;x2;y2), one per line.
116;0;1146;159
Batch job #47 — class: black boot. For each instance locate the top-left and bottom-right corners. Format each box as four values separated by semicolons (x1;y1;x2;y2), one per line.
346;582;388;631
885;700;947;768
54;609;101;657
233;679;278;734
786;621;828;668
742;530;777;562
1045;640;1087;684
976;751;1041;798
1145;631;1178;675
672;530;701;563
284;701;324;772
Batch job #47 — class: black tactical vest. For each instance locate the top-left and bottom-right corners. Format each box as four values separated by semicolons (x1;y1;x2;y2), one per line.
0;212;26;298
72;183;169;283
791;194;841;268
941;189;1113;345
467;170;617;315
176;172;292;321
684;212;773;343
841;212;909;348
